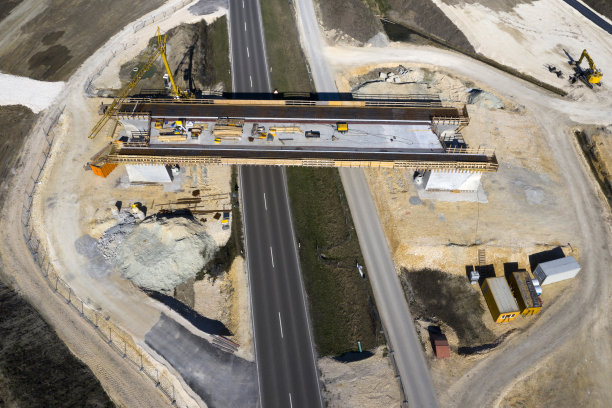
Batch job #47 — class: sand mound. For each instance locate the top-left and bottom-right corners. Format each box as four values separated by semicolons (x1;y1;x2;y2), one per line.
97;214;217;291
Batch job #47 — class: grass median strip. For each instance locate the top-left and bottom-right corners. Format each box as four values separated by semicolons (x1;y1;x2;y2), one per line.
287;167;381;356
205;15;231;91
259;0;312;92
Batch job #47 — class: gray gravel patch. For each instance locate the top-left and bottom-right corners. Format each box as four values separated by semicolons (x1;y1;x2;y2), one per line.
145;314;258;408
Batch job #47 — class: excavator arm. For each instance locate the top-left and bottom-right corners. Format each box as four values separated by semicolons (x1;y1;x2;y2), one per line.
576;49;603;84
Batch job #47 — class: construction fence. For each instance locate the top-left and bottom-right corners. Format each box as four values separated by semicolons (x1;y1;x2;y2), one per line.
20;108;195;408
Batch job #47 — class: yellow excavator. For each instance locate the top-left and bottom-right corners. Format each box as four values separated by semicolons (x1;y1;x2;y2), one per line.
567;49;603;89
89;27;187;139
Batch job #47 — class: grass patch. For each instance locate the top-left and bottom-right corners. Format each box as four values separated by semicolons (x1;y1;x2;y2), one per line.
259;0;312;92
287;167;381;356
400;268;496;348
204;15;231;91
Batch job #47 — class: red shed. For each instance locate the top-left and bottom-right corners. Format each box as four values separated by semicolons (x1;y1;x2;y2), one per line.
434;339;450;359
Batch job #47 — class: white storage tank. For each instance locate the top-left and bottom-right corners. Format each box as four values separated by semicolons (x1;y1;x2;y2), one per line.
533;256;580;286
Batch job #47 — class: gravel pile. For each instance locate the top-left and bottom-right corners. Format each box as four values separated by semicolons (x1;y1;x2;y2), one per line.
97;213;217;291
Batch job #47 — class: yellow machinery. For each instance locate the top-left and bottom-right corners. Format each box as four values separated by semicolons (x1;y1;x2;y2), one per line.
89;27;185;139
571;49;603;88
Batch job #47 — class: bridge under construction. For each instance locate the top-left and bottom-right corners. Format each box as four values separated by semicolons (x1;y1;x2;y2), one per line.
89;97;498;177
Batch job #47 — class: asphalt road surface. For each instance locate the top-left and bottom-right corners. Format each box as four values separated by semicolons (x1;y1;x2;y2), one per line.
294;0;440;406
145;314;258;408
229;0;323;407
340;168;439;408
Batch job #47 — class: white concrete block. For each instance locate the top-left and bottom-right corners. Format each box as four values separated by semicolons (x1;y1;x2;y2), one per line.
424;171;482;192
126;165;173;183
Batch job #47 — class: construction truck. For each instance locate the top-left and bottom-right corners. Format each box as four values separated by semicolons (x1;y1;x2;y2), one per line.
567;49;603;89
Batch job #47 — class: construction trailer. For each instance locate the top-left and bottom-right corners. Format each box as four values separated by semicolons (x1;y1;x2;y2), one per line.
508;271;542;316
533;256;580;286
481;277;520;323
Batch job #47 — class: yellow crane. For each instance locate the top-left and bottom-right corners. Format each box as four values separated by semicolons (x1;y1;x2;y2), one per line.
569;49;603;88
89;27;185;139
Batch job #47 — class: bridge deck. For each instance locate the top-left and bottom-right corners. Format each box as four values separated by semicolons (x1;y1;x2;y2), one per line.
118;102;464;123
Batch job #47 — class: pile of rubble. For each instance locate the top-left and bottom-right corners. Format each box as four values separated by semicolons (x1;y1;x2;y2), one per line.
97;211;217;291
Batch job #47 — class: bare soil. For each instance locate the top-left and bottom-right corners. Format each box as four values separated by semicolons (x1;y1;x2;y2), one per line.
318;346;402;407
314;0;382;43
0;0;23;22
0;0;165;81
120;17;231;96
400;269;495;348
384;0;475;52
582;0;612;19
438;0;534;12
0;280;114;407
0;105;36;209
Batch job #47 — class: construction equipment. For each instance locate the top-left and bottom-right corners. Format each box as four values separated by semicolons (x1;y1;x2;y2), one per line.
88;27;186;139
566;49;603;89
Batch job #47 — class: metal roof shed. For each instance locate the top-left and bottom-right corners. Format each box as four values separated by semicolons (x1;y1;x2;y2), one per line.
481;277;519;323
533;256;581;286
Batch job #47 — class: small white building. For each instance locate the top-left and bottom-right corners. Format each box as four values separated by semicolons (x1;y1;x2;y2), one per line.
533;256;581;286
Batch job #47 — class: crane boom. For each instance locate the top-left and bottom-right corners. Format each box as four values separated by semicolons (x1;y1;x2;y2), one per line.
89;27;184;139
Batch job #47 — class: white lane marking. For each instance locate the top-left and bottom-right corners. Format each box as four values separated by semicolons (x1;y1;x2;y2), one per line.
270;246;274;267
278;312;284;338
247;46;250;58
281;168;325;407
244;21;247;31
242;0;245;8
250;75;253;88
263;192;267;211
289;393;293;408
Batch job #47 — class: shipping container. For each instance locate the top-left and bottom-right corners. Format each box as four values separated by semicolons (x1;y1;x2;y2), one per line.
481;277;519;323
533;256;580;285
90;162;117;178
508;271;542;316
434;339;450;358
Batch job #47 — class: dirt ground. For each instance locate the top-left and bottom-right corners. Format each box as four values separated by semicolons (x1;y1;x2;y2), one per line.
498;332;610;408
0;0;165;81
430;0;612;92
119;17;231;95
318;346;402;407
582;0;612;19
313;0;383;44
384;0;475;52
0;105;36;209
333;62;606;404
0;1;246;406
0;281;114;407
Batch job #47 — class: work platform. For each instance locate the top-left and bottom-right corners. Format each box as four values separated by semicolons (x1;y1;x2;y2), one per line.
90;98;498;176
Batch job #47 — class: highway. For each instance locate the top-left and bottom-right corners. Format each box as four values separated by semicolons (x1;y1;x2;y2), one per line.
229;0;323;407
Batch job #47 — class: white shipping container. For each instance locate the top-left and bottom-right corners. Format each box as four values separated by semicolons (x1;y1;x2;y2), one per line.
533;256;580;285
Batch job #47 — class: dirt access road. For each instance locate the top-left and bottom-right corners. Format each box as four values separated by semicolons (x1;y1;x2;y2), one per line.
322;43;612;406
0;1;232;407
